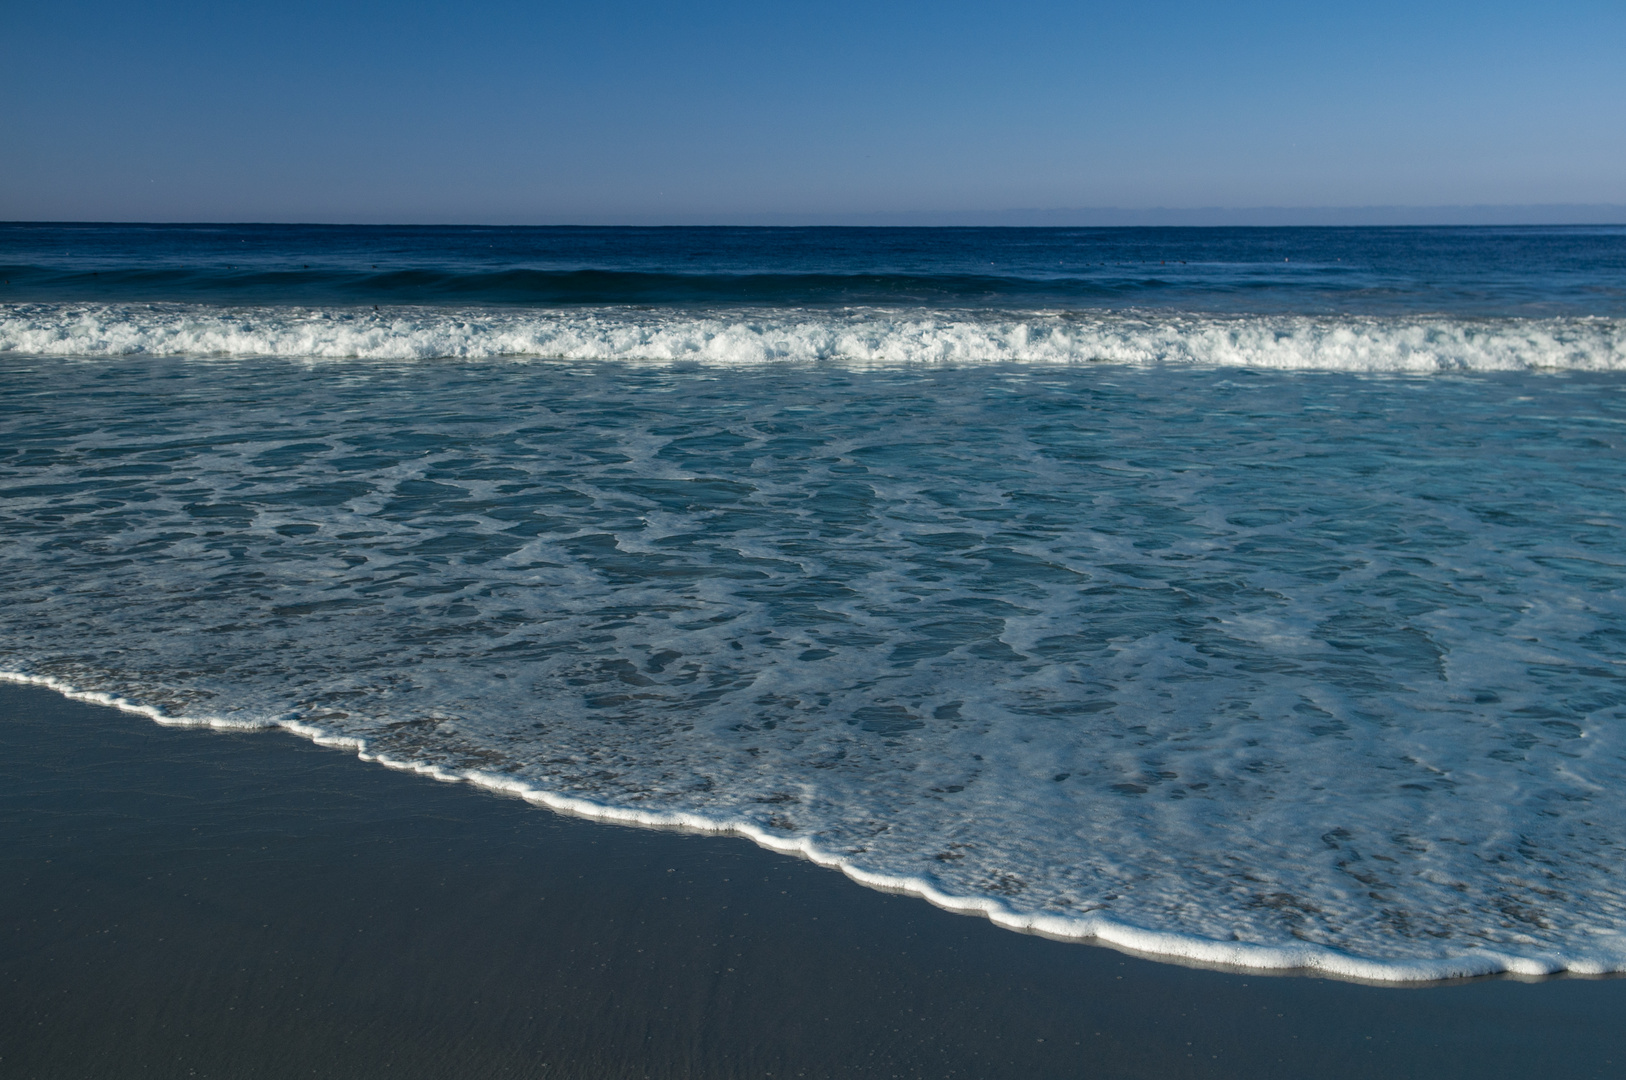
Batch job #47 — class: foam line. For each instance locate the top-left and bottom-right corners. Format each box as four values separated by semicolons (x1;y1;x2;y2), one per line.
2;303;1623;371
6;670;1620;984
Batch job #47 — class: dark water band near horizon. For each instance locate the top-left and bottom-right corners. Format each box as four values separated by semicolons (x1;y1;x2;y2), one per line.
4;222;1625;315
2;223;1626;993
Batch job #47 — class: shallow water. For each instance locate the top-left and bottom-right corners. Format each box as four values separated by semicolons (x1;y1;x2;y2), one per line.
4;342;1625;979
10;681;1626;1080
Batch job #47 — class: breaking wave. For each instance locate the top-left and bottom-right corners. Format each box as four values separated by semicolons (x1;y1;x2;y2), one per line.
3;303;1623;371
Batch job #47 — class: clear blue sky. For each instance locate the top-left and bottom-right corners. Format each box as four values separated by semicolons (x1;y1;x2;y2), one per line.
3;0;1623;223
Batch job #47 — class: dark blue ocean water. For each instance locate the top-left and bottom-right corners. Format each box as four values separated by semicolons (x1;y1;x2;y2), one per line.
4;222;1625;315
3;224;1625;980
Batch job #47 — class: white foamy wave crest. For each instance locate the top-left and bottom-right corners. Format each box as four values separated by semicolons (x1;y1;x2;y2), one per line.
3;303;1623;371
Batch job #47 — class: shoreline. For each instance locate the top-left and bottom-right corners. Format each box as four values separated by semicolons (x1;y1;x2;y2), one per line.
3;670;1615;986
5;680;1626;1078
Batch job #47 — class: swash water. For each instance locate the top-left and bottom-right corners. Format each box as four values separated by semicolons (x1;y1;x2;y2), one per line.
3;223;1625;981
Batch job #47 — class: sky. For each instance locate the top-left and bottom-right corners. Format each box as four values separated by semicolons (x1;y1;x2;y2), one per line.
3;0;1624;224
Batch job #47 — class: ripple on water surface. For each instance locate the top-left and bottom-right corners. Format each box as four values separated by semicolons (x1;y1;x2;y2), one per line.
2;354;1625;981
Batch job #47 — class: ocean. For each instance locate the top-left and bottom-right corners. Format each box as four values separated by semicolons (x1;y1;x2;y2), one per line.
3;222;1624;983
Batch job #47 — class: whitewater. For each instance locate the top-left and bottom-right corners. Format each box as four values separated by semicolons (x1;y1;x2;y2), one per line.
3;302;1623;371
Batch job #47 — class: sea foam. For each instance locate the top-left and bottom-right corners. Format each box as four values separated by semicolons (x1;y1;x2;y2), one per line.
2;303;1623;371
4;353;1626;983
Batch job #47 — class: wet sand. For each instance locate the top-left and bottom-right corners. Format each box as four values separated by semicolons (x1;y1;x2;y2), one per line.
2;681;1622;1079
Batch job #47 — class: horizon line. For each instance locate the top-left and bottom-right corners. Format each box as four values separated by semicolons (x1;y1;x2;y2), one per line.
5;203;1626;228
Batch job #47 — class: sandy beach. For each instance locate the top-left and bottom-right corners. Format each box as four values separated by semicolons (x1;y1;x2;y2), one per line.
3;681;1622;1078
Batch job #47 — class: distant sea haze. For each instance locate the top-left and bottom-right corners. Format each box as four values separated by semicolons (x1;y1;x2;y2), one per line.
657;205;1626;228
6;203;1625;228
2;223;1625;981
